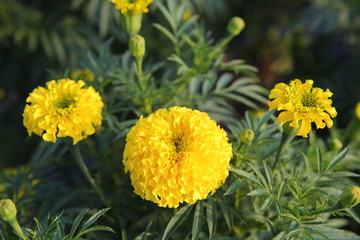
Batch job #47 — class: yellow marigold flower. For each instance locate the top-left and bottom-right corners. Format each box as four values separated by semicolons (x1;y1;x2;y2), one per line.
268;79;337;137
356;102;360;119
71;69;95;82
109;0;153;14
123;106;233;208
23;79;103;144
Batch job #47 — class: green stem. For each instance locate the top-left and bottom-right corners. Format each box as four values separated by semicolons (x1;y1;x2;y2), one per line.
272;131;292;169
8;218;26;240
134;56;152;115
70;145;108;206
311;202;345;215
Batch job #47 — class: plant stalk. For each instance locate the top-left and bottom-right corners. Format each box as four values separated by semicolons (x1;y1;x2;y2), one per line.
70;145;108;206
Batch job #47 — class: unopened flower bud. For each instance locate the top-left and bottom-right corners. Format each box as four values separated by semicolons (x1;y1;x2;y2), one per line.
227;17;245;36
339;186;360;208
129;35;146;58
0;199;17;221
240;129;255;144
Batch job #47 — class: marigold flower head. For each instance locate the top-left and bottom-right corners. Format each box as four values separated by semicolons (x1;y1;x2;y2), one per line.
356;102;360;119
109;0;153;14
23;79;103;144
123;106;233;208
268;79;337;137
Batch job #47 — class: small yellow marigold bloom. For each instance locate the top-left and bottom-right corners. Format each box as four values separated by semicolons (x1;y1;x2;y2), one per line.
109;0;153;14
123;106;233;208
268;79;337;137
356;102;360;119
23;79;104;144
70;69;95;82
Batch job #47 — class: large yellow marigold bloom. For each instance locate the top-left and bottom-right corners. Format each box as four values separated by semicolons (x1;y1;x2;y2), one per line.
123;106;233;208
356;102;360;119
268;79;337;137
109;0;153;14
23;79;103;144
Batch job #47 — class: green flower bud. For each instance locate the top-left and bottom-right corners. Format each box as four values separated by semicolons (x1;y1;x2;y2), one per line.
129;35;146;58
240;129;255;144
339;186;360;208
227;17;245;36
0;199;17;221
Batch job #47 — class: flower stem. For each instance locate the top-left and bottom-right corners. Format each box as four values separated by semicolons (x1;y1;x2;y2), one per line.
134;56;152;115
272;131;293;169
8;218;27;240
70;145;108;206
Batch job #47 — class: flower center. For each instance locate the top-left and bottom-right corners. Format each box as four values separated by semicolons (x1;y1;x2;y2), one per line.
301;93;317;108
55;98;75;109
173;138;184;153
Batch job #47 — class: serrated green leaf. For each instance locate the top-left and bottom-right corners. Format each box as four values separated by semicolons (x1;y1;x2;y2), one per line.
323;171;360;178
260;196;273;210
206;199;217;239
153;23;177;45
287;228;302;238
162;204;194;240
224;179;243;196
317;148;323;175
324;148;349;172
69;209;88;239
191;201;203;240
76;225;115;238
304;225;360;239
216;73;233;90
230;168;262;186
247;188;268;196
78;208;110;235
219;203;233;231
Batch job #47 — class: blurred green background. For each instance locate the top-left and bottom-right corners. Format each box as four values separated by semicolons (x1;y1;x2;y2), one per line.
1;0;360;167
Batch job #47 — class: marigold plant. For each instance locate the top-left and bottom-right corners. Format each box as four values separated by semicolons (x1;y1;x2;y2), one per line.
123;106;233;208
23;79;103;144
268;79;337;137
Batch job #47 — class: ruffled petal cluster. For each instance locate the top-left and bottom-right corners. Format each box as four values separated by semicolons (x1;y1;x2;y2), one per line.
268;79;337;137
23;79;103;144
123;106;233;208
109;0;153;14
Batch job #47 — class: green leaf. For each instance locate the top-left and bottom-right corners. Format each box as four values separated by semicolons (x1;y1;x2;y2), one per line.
323;171;360;178
263;162;274;193
191;201;203;240
286;228;302;238
77;208;110;235
69;209;88;239
216;73;233;90
273;231;286;240
247;188;268;196
260;196;273;211
230;168;262;186
206;199;217;239
153;23;177;45
317;148;323;175
219;202;233;231
162;204;194;240
76;226;115;238
324;148;349;172
303;226;331;240
304;225;360;239
224;179;243;196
